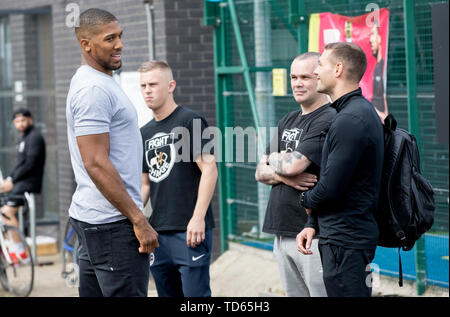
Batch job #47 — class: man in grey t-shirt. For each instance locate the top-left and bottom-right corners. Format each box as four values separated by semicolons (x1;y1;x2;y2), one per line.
66;8;158;297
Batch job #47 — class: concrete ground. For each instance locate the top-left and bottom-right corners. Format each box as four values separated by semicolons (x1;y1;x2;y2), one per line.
210;242;449;297
0;241;448;297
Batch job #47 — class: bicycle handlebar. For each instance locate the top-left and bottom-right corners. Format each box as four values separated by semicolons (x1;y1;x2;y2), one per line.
0;193;27;205
0;193;27;199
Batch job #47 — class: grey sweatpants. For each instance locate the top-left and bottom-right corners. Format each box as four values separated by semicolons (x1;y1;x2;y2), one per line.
273;235;327;297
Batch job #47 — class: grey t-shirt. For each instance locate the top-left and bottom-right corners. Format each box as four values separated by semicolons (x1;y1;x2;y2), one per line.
66;65;143;224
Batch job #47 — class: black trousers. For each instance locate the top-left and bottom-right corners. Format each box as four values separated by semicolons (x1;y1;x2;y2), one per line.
70;217;150;297
318;243;376;297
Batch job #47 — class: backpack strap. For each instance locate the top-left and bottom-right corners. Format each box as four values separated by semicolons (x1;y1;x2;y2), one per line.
386;136;408;246
403;134;420;251
384;113;397;131
406;173;420;250
398;248;403;287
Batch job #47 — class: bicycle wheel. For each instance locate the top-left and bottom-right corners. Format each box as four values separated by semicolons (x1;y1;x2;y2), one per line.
0;225;34;297
61;220;79;286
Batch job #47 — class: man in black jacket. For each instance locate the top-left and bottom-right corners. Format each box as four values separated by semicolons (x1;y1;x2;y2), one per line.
297;42;384;297
1;108;46;263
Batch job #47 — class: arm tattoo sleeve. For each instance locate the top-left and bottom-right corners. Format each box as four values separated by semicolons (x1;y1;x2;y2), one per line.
270;151;304;175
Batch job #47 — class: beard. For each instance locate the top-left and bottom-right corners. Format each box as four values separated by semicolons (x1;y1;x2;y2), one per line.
105;60;122;71
96;57;122;72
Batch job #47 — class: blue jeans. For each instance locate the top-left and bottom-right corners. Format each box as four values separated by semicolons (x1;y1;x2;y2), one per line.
70;217;150;297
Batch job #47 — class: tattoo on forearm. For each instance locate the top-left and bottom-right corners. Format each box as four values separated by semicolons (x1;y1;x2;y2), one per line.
292;151;303;159
270;151;303;175
268;153;281;173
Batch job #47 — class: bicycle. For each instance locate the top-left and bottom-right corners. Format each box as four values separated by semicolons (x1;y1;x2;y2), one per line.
61;219;79;286
0;193;34;297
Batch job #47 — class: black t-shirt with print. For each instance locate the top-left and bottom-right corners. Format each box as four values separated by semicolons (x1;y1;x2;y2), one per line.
262;104;336;237
141;106;215;232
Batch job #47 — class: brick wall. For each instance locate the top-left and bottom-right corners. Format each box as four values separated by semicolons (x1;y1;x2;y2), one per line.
153;0;220;259
155;0;217;127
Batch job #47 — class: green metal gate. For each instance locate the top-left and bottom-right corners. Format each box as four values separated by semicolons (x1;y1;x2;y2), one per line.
205;0;449;294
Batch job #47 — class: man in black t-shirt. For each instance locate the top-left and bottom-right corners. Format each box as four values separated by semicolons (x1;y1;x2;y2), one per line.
139;61;217;297
255;53;335;297
1;108;45;264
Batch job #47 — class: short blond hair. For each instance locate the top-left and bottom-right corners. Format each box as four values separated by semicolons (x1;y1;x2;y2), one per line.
138;60;173;79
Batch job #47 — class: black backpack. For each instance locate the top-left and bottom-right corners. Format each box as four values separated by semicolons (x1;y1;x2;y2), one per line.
375;114;435;285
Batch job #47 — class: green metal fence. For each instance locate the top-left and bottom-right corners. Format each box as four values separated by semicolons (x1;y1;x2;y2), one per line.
205;0;449;293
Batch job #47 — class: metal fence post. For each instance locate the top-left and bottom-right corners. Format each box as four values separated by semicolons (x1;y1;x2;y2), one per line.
227;0;262;136
209;1;231;253
288;0;307;54
403;0;427;295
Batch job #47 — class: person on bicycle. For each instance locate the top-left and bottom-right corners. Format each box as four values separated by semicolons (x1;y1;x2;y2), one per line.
1;108;46;263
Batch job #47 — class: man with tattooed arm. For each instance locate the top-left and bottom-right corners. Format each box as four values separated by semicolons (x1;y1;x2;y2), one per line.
255;52;335;297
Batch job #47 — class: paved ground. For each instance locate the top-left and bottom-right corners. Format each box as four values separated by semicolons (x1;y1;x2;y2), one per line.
210;242;449;297
0;242;448;297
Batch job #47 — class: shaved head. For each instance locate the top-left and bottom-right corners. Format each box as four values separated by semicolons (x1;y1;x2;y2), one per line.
75;8;118;40
293;51;321;64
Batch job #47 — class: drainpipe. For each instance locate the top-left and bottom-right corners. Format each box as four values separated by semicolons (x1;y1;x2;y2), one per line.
254;0;274;237
144;0;154;60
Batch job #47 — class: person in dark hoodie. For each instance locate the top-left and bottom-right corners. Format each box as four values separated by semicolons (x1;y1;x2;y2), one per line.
297;42;384;297
1;108;45;264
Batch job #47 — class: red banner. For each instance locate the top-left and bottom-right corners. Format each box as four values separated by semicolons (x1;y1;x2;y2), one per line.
309;9;390;120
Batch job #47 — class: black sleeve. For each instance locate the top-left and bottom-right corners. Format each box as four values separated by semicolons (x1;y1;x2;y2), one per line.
295;120;331;167
8;155;24;180
305;214;319;231
186;116;213;161
141;129;149;174
303;114;368;210
10;133;45;183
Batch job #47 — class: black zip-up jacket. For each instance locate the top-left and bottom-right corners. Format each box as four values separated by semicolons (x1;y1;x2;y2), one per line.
303;88;384;249
8;125;46;193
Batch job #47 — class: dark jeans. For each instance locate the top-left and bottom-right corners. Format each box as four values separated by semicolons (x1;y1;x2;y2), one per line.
70;217;150;297
318;243;376;297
